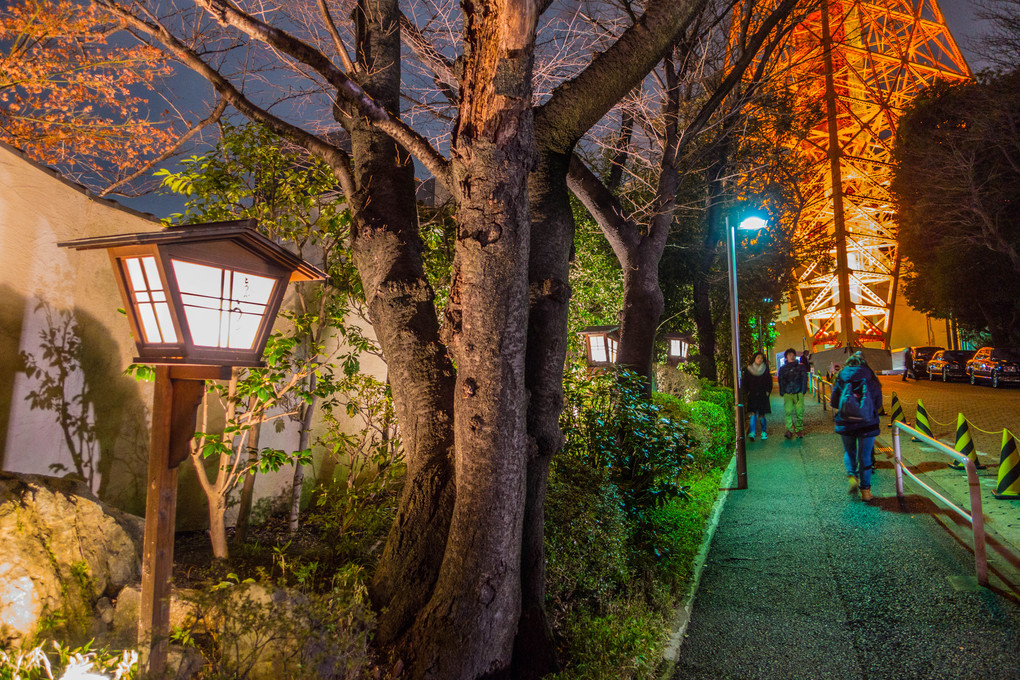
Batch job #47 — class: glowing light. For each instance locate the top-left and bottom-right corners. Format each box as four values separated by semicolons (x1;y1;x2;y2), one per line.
171;260;276;350
122;257;178;344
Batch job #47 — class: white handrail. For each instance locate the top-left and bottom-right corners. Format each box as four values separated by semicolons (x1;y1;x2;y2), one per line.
891;422;988;586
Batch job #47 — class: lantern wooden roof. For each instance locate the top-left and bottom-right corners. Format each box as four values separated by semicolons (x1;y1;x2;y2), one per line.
58;219;326;282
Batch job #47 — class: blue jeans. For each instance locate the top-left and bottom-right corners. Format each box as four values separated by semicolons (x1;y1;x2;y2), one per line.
841;434;875;489
750;413;767;436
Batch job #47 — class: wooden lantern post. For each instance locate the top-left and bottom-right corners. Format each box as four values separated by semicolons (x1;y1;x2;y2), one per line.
60;220;324;675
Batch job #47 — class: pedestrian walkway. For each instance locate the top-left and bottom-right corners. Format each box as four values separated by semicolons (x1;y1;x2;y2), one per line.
673;397;1020;680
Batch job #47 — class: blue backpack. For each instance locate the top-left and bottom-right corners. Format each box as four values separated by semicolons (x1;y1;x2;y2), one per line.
838;379;874;422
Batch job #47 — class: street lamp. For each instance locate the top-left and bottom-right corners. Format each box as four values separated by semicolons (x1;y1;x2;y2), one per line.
59;219;325;674
726;214;768;491
579;325;620;370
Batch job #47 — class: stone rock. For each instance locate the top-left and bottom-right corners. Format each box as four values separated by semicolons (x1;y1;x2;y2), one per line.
95;597;114;625
0;471;144;646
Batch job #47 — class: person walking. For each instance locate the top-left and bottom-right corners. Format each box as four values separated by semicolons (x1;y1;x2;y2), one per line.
743;352;773;442
902;347;913;381
778;348;808;439
830;351;883;502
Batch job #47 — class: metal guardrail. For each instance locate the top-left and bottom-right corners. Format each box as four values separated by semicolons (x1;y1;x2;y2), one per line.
811;375;832;411
891;421;988;586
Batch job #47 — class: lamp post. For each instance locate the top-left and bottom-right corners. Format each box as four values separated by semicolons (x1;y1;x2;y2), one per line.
726;215;767;491
59;219;325;675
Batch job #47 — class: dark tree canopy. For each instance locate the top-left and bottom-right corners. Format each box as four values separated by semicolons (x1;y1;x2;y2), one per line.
892;71;1020;345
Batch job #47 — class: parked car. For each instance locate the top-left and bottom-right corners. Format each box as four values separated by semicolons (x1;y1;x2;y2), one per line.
905;346;943;379
926;349;976;382
966;347;1020;388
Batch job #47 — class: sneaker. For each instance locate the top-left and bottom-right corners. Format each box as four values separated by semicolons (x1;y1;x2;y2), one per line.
847;475;859;494
797;430;804;438
861;488;874;502
785;430;794;440
748;435;755;442
761;432;768;441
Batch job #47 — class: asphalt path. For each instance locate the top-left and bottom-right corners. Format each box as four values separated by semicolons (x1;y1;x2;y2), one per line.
673;399;1020;680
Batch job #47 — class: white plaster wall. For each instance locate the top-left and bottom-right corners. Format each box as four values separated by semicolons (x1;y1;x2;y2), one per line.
0;143;391;530
0;143;158;514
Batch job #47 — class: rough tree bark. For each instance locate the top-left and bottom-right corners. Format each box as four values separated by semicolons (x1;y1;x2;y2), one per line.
333;0;458;650
397;1;538;676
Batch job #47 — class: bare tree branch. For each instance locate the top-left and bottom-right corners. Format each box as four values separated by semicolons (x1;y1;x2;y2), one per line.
188;0;452;187
99;98;227;197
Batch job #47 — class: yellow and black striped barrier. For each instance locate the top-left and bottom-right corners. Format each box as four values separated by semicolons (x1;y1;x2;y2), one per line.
888;392;906;428
950;413;985;470
912;399;933;442
993;429;1020;500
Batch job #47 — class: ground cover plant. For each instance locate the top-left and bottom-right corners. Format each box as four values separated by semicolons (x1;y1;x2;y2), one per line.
547;366;732;678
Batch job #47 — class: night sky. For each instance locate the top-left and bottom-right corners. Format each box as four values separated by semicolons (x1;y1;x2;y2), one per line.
118;0;993;219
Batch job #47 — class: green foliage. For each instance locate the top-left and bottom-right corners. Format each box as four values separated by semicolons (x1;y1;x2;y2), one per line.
560;368;695;520
0;641;137;680
550;600;668;680
640;470;723;592
698;383;734;414
545;456;631;622
550;368;731;678
567;202;624;367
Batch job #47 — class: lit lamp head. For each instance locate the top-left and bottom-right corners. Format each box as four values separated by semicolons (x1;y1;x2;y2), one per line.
737;215;768;231
59;219;326;367
579;325;620;369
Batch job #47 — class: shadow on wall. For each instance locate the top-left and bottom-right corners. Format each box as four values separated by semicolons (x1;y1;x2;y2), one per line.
8;297;150;515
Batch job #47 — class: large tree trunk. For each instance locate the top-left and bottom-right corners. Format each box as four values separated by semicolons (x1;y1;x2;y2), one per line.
693;273;718;381
340;0;457;649
513;149;574;677
617;251;666;382
399;3;538;676
694;142;730;382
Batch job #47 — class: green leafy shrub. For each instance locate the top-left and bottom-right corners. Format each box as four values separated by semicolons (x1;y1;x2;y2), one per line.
687;401;733;468
561;368;695;520
653;395;732;469
545;456;631;626
640;469;723;593
551;599;668;680
698;382;734;413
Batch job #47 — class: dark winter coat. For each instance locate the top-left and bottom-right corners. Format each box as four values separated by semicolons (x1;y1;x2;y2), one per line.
778;360;808;396
829;365;883;436
742;364;773;415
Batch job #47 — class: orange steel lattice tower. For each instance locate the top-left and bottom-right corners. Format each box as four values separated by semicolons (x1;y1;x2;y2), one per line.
783;0;970;348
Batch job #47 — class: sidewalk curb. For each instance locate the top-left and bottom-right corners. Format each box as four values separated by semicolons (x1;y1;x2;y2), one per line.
658;454;736;680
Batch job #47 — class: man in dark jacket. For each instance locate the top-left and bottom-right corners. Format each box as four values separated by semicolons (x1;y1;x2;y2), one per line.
830;351;883;502
902;347;913;381
778;348;808;439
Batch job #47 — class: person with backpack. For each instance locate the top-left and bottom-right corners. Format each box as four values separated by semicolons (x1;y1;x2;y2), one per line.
778;348;808;439
830;351;883;502
743;352;773;441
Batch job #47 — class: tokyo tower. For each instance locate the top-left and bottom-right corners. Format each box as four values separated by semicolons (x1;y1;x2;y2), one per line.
782;0;970;348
